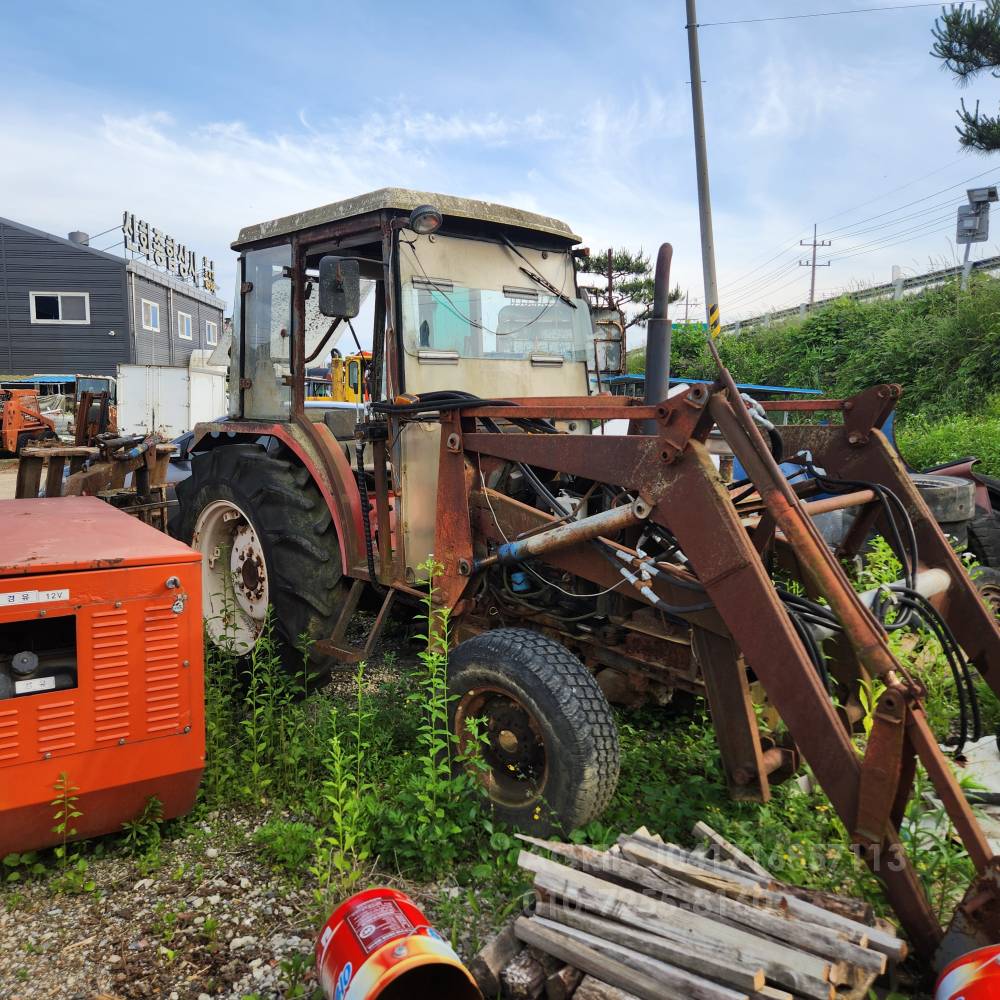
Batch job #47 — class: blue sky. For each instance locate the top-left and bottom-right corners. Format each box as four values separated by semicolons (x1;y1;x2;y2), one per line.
3;0;999;327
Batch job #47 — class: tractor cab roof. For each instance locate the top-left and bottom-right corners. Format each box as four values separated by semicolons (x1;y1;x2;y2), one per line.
232;187;581;250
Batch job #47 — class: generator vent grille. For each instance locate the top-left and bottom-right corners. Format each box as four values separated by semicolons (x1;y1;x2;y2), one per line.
144;604;181;734
0;707;18;763
91;607;130;744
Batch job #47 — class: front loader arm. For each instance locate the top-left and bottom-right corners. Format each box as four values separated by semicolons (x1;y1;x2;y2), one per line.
435;379;1000;958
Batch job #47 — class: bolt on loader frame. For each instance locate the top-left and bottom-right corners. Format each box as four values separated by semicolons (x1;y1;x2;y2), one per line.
178;189;1000;964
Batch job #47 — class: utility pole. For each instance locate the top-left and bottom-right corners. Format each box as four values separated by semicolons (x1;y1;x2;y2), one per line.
799;224;832;307
683;289;702;328
685;0;721;339
606;248;614;309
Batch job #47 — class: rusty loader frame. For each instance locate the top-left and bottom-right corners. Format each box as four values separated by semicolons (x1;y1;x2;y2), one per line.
423;371;1000;961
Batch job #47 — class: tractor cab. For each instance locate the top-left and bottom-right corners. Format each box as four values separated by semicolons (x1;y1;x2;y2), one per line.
219;189;600;582
228;189;595;423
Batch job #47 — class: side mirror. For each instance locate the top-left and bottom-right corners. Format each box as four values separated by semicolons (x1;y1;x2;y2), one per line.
318;256;361;318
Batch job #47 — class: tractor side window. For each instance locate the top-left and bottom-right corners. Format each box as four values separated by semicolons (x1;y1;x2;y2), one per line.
242;245;292;420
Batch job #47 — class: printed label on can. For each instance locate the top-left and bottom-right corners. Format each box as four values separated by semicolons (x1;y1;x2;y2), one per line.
346;897;415;955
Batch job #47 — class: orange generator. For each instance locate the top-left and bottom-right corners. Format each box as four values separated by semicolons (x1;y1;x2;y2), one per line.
0;497;204;856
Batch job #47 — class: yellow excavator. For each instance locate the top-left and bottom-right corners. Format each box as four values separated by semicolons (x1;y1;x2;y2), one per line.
306;350;371;404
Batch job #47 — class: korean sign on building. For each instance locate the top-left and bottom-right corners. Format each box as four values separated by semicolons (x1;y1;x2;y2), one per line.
122;212;217;294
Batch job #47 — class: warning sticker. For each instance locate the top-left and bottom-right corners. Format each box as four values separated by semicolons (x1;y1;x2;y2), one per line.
346;897;414;956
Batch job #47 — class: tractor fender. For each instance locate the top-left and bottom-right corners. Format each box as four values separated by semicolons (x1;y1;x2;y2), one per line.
188;420;364;576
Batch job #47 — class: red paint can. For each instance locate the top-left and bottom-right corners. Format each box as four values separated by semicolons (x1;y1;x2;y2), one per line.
936;944;1000;1000
316;888;482;1000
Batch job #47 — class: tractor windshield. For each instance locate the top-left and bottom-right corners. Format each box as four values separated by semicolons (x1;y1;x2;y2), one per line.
398;233;593;362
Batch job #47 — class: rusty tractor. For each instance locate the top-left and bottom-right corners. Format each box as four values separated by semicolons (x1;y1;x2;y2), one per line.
175;189;1000;965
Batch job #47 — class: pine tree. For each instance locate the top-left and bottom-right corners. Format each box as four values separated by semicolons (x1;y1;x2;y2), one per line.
932;0;1000;151
578;248;682;331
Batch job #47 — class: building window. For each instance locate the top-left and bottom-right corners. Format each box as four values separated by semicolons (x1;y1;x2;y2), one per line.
141;299;160;332
29;291;90;325
177;311;193;341
206;320;218;346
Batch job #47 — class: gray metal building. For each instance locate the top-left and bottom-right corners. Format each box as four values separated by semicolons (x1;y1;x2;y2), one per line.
0;217;225;376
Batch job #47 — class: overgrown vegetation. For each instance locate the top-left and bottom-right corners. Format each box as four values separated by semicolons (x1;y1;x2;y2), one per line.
629;274;1000;473
201;557;523;930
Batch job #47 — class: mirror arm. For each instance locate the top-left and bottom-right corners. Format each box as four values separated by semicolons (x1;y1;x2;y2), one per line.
304;317;343;364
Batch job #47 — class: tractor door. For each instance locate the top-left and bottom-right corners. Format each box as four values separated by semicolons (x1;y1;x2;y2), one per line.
238;245;293;420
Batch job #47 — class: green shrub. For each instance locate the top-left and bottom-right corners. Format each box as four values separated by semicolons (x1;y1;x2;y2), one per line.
252;818;319;873
897;394;1000;476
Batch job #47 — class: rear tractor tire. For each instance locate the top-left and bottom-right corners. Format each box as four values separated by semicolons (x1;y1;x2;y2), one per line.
175;444;348;685
448;627;620;835
969;513;1000;570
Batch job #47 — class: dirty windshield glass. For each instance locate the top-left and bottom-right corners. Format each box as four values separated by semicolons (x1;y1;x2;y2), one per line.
398;234;592;361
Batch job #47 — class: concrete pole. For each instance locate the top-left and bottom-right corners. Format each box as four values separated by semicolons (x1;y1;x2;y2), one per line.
961;241;973;291
685;0;722;340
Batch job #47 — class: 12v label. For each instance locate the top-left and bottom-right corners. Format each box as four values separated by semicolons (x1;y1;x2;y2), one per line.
1;588;70;607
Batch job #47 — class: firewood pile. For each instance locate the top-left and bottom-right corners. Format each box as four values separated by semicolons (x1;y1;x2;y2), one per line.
469;823;906;1000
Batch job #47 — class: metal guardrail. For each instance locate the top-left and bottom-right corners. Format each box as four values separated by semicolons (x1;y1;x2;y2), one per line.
725;254;1000;332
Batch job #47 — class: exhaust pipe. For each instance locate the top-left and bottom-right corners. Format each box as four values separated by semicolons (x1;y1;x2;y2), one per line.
643;243;674;434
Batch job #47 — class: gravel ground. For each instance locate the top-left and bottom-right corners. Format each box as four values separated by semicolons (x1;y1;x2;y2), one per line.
0;463;17;500
0;805;492;1000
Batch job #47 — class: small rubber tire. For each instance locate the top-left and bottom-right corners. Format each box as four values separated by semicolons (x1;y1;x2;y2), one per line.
910;474;976;526
969;514;1000;570
448;627;620;835
175;443;347;684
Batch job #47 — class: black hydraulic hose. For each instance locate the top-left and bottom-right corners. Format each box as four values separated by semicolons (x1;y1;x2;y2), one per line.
891;586;982;745
787;608;833;692
355;439;380;591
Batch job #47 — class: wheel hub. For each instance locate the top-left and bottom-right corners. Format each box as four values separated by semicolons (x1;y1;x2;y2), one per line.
192;499;270;654
455;688;548;807
230;524;268;619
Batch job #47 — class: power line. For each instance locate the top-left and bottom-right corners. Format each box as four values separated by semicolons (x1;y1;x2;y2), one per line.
718;161;991;294
721;169;998;304
696;2;984;28
818;166;998;237
815;157;965;225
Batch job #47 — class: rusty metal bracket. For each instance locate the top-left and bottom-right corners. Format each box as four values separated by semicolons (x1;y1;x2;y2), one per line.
842;383;901;446
854;686;907;848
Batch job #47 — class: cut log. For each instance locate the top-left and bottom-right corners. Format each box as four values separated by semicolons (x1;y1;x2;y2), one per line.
519;847;885;976
535;900;765;993
501;949;546;999
545;964;583;1000
469;921;521;997
618;834;905;963
751;988;793;1000
516;916;748;1000
517;853;834;999
692;821;774;879
574;976;642;1000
